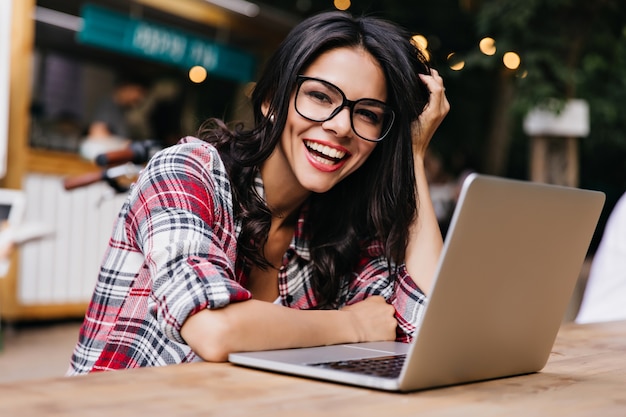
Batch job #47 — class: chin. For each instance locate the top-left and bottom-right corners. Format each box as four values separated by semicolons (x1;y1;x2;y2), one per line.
304;183;334;194
295;162;350;194
299;177;338;194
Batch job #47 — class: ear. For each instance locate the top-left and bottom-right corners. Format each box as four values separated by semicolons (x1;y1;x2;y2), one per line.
261;101;275;123
261;101;270;118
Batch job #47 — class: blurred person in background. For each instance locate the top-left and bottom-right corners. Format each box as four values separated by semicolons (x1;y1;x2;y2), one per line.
88;74;148;140
81;75;180;162
576;191;626;323
80;74;148;160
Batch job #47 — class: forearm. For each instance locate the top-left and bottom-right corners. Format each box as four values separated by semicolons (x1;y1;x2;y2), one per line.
405;70;449;295
181;299;358;362
404;155;444;295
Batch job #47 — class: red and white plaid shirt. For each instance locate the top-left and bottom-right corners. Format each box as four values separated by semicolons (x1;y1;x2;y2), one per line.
67;137;427;375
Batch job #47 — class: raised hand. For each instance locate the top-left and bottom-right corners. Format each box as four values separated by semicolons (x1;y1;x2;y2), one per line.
412;69;450;158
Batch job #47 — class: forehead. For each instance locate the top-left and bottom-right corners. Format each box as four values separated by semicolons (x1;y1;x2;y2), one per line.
301;47;388;101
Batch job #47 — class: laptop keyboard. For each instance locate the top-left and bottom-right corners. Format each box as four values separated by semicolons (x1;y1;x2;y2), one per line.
309;354;407;379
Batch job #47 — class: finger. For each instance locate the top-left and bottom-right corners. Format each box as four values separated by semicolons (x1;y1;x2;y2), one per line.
419;74;446;97
430;68;443;82
429;69;446;88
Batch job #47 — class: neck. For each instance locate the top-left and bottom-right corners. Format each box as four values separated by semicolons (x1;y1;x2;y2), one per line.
265;184;309;229
261;152;310;227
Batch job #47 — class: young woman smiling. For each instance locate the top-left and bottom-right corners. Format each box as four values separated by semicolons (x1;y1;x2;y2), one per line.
68;10;449;374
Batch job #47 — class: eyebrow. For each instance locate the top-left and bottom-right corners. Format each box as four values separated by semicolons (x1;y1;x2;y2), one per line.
300;75;389;103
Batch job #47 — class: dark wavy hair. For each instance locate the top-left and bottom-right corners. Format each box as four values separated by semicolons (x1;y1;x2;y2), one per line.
197;11;431;308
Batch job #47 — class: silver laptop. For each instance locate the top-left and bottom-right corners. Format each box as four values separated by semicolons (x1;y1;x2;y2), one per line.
229;174;605;392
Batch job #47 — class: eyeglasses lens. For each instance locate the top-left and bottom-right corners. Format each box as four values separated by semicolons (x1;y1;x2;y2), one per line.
295;78;394;141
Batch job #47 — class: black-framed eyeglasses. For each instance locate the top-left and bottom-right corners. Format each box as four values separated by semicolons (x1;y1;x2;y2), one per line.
294;75;395;142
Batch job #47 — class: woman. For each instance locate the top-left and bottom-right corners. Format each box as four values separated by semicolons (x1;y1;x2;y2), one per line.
68;10;449;374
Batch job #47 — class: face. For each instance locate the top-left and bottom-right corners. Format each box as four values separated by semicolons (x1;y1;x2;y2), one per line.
267;47;388;195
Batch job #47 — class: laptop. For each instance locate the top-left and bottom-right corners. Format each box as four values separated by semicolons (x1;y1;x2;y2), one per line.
229;174;605;392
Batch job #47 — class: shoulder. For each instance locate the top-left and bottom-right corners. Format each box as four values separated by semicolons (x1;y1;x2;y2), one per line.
159;136;221;159
132;137;230;196
126;137;234;219
150;136;227;174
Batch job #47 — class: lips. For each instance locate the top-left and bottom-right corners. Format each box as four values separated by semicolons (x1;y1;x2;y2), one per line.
303;140;349;166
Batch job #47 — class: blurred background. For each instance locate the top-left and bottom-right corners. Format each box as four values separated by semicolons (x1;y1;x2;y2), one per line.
1;0;625;377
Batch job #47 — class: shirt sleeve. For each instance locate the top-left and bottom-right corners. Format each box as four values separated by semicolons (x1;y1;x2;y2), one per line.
390;264;428;342
342;241;428;343
125;137;251;344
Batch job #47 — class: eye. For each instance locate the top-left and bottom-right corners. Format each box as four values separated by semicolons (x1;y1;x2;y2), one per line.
306;89;333;104
354;101;386;125
354;108;381;124
300;79;342;107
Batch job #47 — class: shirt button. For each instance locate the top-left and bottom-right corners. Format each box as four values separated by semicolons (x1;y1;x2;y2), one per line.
286;295;294;303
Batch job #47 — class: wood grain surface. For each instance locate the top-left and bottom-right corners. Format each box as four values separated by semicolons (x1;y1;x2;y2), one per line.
1;321;625;417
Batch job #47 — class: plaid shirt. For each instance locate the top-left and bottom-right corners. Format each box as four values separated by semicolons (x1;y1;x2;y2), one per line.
67;137;427;375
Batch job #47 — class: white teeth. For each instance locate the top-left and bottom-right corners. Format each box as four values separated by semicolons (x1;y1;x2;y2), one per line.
311;154;334;165
304;140;346;160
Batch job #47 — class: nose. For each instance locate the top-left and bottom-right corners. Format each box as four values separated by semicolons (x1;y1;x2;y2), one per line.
321;106;353;138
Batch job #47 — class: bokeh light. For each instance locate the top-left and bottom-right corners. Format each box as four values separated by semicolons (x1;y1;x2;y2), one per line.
447;52;465;71
189;65;207;83
479;37;496;55
503;51;521;70
334;0;350;10
411;34;430;60
411;34;428;51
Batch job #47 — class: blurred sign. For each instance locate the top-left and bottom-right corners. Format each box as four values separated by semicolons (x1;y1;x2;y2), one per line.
78;4;256;83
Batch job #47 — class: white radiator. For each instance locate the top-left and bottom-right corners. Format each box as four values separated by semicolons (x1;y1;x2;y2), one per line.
18;173;127;305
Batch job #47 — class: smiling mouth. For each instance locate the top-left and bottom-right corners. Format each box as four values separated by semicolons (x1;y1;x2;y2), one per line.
304;140;348;165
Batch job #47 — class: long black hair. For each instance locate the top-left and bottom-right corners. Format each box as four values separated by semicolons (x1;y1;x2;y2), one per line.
197;11;431;307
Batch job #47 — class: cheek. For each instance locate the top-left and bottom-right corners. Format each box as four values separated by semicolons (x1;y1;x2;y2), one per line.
358;142;378;161
349;142;378;172
284;98;306;130
281;111;304;150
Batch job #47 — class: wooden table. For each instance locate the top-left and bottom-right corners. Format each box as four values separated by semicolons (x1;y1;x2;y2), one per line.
2;321;626;416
